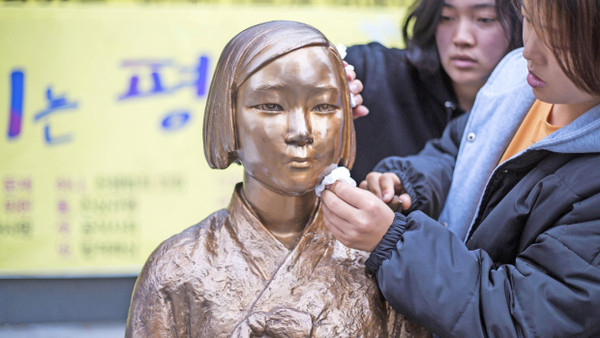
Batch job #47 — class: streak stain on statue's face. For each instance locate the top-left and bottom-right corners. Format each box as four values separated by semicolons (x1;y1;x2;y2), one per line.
235;46;344;196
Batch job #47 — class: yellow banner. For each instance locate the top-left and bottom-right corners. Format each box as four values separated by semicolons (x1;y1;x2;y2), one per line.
9;0;413;7
0;2;405;276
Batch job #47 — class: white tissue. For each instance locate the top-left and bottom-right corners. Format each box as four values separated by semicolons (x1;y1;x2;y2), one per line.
315;166;356;197
349;92;357;108
335;44;347;59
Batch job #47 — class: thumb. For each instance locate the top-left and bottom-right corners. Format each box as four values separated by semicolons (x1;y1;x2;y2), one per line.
398;193;412;211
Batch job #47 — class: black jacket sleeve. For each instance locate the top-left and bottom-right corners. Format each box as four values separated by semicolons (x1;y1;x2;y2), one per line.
366;155;600;337
373;112;468;218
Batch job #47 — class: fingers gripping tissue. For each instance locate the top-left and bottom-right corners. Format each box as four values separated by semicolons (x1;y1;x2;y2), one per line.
315;166;356;197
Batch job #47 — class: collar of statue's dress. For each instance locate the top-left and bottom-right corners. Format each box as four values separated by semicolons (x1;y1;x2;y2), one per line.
227;183;331;252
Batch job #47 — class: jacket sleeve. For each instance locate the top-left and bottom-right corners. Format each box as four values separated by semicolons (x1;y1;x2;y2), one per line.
366;205;600;337
373;112;468;218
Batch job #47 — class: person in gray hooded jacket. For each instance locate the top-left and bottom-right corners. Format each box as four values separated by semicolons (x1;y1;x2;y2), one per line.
321;0;600;336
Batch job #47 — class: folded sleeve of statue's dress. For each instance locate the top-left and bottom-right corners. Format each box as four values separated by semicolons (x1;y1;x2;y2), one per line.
125;236;188;338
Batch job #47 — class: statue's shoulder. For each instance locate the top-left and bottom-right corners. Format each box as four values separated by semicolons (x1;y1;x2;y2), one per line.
140;208;230;278
175;208;230;242
173;207;229;240
331;239;370;262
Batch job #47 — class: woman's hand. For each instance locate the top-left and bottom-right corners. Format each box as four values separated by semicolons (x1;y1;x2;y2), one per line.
344;62;369;119
360;172;412;212
321;181;395;251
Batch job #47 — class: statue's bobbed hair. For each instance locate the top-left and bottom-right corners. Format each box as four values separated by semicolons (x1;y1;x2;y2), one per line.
203;20;355;170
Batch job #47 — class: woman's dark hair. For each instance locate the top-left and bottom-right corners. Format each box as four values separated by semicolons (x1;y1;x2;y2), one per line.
402;0;523;74
518;0;600;96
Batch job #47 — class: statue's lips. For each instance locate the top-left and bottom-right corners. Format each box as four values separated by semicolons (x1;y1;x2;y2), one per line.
288;156;313;169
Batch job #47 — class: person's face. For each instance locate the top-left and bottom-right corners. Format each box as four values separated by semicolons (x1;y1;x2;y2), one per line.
436;0;510;90
235;46;344;196
521;7;600;109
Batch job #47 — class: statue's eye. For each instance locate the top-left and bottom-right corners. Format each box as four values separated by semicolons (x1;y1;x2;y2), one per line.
312;104;337;114
253;104;284;112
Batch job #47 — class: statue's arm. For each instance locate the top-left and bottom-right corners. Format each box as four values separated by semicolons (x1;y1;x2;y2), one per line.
125;246;178;338
387;303;431;338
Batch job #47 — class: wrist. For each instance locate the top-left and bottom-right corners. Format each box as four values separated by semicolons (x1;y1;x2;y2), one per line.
366;212;407;274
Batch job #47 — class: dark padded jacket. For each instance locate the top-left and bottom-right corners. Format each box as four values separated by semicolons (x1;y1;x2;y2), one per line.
345;42;464;182
367;50;600;337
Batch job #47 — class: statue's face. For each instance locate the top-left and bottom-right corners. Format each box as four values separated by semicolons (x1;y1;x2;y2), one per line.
236;46;344;195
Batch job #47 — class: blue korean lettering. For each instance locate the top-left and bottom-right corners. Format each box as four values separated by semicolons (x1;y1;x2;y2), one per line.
33;86;79;145
161;110;191;131
118;55;210;100
7;70;25;140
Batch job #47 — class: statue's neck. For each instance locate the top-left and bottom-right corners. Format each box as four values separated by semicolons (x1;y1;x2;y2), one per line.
242;172;318;250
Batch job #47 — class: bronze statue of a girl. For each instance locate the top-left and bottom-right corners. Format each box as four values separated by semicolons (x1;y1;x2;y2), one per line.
126;20;426;337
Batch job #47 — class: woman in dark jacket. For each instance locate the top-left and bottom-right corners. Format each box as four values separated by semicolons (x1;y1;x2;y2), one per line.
322;0;600;336
346;0;522;182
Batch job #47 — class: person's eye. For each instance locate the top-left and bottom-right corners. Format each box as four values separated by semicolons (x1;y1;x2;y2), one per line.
440;15;454;22
477;16;497;24
439;8;456;23
312;104;338;114
253;104;283;113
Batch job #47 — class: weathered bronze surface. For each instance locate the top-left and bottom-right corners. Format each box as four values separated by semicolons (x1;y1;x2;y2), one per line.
125;20;428;337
